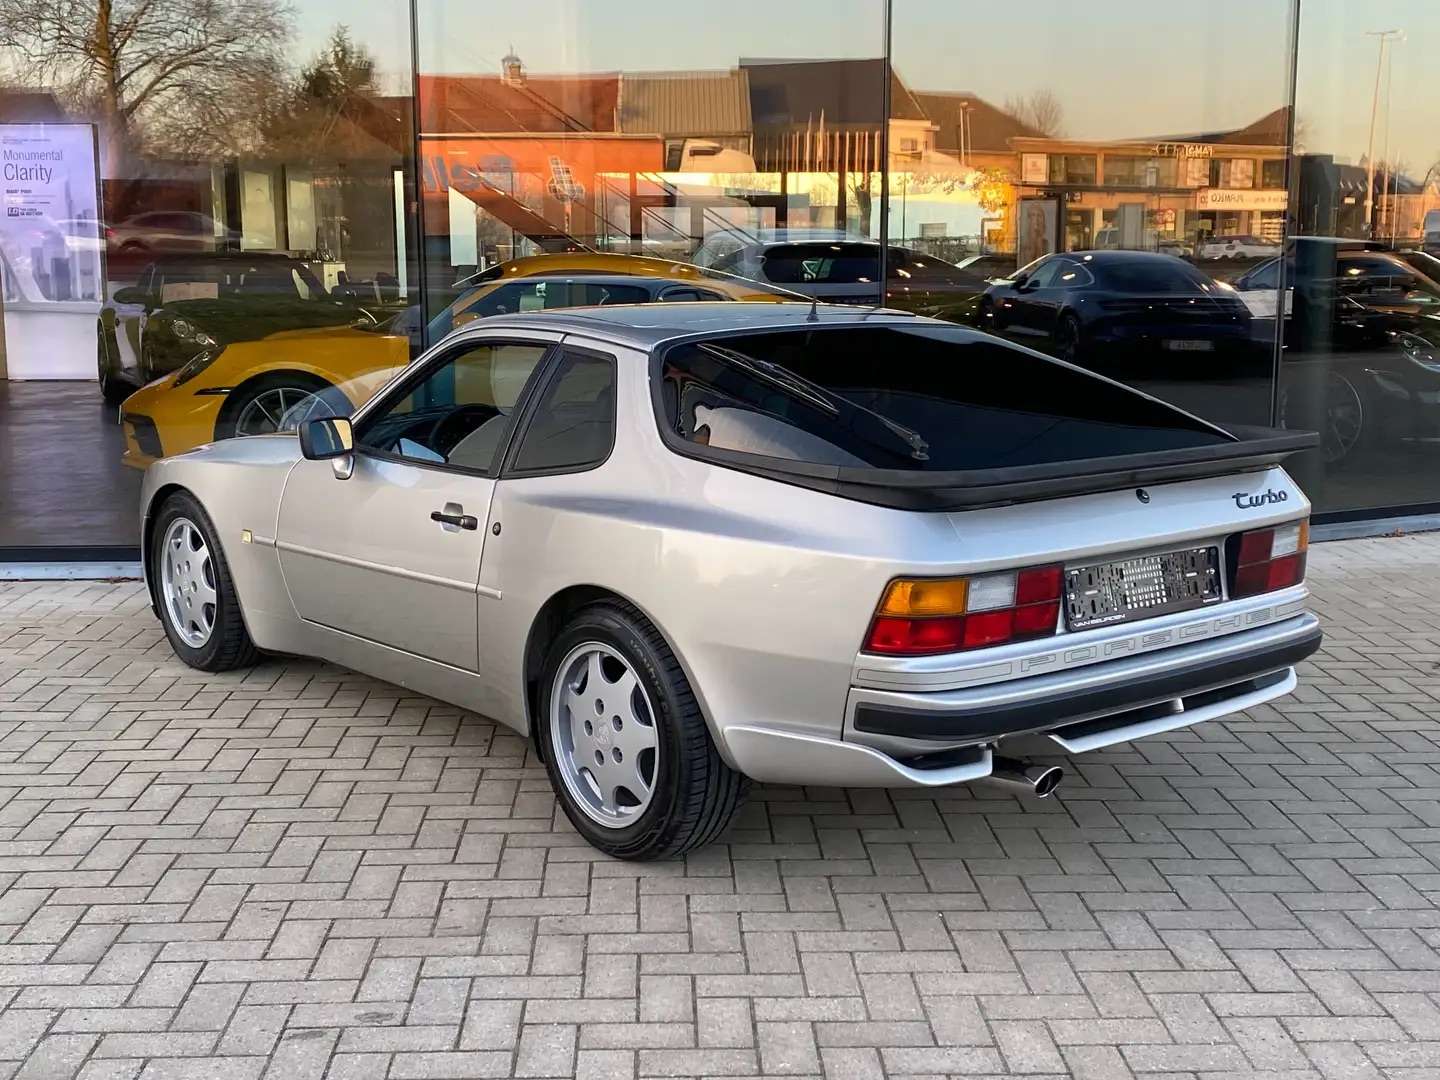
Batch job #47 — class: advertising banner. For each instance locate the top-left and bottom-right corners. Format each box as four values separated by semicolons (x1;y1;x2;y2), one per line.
1196;188;1289;211
1017;196;1059;265
0;123;103;305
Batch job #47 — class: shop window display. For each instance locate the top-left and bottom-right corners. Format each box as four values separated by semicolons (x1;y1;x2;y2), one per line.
0;3;419;551
3;0;1440;555
887;0;1293;436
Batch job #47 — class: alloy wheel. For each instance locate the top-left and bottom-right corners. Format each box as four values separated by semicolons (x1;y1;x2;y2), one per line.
1057;318;1081;363
234;386;323;436
160;517;217;648
1280;374;1363;464
548;642;659;828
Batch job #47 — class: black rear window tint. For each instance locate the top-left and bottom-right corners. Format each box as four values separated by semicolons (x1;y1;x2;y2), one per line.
760;244;879;284
658;326;1229;472
1095;260;1210;294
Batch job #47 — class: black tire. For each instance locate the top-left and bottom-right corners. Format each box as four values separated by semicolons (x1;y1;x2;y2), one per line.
97;329;129;405
978;296;1002;331
214;372;339;441
537;601;748;860
151;491;259;672
1055;314;1083;364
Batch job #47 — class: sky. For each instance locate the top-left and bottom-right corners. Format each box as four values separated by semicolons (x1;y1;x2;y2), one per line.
293;0;1439;179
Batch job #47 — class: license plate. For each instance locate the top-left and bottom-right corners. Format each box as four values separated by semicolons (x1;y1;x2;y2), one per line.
1065;546;1222;630
1163;339;1215;351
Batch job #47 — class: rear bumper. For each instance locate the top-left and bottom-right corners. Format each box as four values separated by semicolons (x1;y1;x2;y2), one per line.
847;614;1321;752
718;613;1319;788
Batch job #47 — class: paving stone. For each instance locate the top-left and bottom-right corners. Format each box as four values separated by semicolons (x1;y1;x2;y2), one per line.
0;534;1437;1078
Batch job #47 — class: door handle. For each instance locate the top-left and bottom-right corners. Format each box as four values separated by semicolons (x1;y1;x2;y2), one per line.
431;509;478;531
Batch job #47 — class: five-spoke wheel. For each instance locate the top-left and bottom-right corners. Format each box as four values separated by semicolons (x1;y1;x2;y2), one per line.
150;492;259;671
537;601;748;860
160;517;217;648
550;642;660;827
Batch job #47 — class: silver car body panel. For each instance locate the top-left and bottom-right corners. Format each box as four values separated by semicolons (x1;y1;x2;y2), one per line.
140;305;1317;789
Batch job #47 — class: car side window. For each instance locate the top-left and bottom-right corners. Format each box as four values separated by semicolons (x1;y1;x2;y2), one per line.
509;350;617;474
356;341;551;474
1025;259;1062;288
467;282;548;319
574;283;651;306
1245;259;1281;291
1053;260;1094;288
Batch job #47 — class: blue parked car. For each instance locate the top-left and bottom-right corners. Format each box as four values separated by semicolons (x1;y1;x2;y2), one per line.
977;250;1252;369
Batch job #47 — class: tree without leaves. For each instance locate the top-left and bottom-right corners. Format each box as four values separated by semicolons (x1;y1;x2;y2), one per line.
0;0;293;167
261;27;400;162
1003;89;1065;138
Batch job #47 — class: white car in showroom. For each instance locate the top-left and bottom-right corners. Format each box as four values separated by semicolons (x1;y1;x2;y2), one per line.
1197;234;1281;260
141;304;1322;859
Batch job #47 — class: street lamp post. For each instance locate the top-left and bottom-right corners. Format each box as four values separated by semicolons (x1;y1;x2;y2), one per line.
1364;29;1402;237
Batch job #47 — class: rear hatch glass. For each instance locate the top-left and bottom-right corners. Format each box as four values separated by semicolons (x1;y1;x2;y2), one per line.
658;324;1231;473
759;244;879;284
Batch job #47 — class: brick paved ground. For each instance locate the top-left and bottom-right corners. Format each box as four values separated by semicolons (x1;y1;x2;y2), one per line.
1;533;1438;1080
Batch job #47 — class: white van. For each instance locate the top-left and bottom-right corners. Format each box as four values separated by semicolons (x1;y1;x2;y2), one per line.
1423;209;1440;254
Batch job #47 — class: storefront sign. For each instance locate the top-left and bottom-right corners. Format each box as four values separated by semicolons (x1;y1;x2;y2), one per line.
1020;153;1048;184
1195;187;1289;211
0;123;102;305
1152;142;1213;158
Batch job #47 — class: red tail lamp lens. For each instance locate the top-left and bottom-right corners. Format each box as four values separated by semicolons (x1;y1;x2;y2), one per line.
1016;565;1063;604
961;609;1013;649
866;616;965;654
863;563;1063;655
1233;521;1309;598
1013;600;1061;637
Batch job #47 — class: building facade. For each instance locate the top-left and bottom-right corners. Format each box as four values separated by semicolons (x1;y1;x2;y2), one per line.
1;0;1437;557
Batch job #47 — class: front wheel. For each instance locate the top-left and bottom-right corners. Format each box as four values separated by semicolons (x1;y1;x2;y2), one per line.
151;491;259;671
537;601;748;860
97;323;129;405
214;373;342;441
1055;314;1083;364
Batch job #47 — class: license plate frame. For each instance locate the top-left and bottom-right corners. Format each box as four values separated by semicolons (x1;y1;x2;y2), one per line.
1065;545;1222;631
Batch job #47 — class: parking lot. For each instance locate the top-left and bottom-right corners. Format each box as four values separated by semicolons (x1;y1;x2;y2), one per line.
1;532;1438;1080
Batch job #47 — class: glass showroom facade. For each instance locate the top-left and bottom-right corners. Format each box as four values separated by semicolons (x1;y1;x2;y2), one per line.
1;0;1437;555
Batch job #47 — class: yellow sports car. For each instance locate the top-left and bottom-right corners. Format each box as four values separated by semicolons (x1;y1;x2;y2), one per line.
120;255;783;468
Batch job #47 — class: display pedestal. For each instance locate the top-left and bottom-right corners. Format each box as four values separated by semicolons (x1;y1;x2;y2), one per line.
1;300;103;380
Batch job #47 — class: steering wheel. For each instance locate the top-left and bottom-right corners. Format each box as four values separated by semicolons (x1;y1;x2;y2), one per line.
429;403;501;457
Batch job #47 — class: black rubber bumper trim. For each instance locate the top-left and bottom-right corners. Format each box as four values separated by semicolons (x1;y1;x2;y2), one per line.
853;625;1323;744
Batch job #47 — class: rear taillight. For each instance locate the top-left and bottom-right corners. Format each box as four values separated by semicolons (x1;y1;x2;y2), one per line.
864;564;1063;655
1232;519;1309;598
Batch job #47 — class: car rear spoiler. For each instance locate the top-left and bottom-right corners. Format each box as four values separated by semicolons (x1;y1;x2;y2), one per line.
683;424;1319;511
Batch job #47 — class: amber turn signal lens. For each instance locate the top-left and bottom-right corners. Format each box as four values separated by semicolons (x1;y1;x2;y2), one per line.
878;577;969;617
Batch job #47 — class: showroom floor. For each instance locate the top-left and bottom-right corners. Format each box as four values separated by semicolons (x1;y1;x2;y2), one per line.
0;381;141;551
0;534;1437;1079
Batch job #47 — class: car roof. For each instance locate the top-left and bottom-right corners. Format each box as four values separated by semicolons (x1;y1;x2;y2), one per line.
1287;236;1386;250
152;251;298;264
1062;250;1193;266
467;302;930;349
495;274;718;289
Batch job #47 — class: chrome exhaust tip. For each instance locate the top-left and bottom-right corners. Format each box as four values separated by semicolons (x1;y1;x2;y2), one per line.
989;755;1064;798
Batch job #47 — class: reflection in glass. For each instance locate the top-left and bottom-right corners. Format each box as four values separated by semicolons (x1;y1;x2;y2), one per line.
888;0;1293;433
0;3;419;548
1288;4;1440;513
415;0;887;336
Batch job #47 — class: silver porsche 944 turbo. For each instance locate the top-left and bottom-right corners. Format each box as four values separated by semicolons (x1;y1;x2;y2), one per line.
140;304;1322;859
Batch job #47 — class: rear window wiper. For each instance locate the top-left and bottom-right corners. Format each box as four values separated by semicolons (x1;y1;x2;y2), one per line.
696;342;930;462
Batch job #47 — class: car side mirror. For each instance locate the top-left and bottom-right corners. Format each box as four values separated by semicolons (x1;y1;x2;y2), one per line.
299;416;353;460
1010;274;1029;290
112;285;151;306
